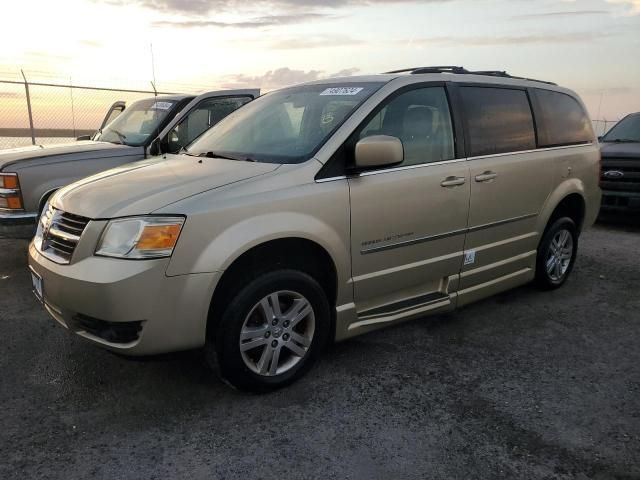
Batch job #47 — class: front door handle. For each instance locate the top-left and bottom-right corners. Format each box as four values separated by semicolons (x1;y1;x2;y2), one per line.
475;171;498;182
441;176;466;188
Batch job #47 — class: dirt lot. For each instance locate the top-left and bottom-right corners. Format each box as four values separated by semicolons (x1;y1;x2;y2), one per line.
1;222;639;479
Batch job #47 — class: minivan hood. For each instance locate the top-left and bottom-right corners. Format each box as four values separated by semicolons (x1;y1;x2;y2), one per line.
600;141;640;158
53;154;280;218
0;141;137;171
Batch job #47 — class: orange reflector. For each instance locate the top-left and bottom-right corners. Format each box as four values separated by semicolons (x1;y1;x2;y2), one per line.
2;175;19;189
136;224;182;250
7;196;22;209
0;196;23;210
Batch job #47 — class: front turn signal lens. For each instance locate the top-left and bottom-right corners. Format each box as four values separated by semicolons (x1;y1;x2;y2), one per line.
0;195;23;210
137;224;183;251
0;174;19;189
0;173;23;210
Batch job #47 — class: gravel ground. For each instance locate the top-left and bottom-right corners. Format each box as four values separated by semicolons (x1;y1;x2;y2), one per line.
1;222;639;479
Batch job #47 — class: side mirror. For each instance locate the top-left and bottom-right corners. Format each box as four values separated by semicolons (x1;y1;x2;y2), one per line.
354;135;404;169
597;136;604;142
76;135;92;141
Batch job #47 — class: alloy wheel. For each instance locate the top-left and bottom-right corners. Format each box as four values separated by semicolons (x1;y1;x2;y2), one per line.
239;290;315;377
545;229;574;282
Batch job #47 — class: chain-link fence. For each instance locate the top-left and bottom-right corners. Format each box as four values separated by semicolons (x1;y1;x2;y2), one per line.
0;72;623;150
591;119;619;138
0;73;176;150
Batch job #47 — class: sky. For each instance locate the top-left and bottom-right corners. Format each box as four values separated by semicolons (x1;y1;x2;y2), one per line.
0;0;639;127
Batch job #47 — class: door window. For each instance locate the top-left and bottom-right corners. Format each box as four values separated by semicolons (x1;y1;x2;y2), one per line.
533;89;593;147
461;87;536;157
168;96;252;153
358;87;455;166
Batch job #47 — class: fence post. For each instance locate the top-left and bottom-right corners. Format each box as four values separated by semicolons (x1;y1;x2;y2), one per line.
21;69;36;145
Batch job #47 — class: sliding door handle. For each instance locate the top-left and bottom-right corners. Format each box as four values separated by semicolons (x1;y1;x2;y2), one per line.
441;176;466;187
475;171;498;182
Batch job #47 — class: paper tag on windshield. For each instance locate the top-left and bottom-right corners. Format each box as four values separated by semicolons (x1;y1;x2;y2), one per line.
150;101;173;110
320;87;364;96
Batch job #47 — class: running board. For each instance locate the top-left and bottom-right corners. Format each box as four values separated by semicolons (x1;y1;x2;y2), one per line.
350;292;451;330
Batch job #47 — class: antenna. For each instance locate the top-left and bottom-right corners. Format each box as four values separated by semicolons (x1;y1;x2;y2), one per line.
150;42;157;91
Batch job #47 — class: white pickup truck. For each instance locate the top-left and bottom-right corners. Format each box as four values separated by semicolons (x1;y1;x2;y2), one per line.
0;88;259;238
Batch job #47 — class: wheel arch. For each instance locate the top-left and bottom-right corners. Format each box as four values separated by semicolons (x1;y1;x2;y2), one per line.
206;236;340;341
538;180;587;235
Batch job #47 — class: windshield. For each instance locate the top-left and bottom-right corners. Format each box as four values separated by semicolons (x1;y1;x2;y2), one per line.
187;83;384;163
602;114;640;143
95;98;179;146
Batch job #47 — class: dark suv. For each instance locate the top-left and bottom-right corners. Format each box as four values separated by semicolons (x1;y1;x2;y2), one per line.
599;113;640;215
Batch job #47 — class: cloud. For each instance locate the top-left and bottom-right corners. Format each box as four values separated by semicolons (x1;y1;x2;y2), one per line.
220;66;360;90
512;10;609;20
270;34;363;49
103;0;459;15
405;31;616;47
606;0;640;15
79;40;102;48
153;13;334;29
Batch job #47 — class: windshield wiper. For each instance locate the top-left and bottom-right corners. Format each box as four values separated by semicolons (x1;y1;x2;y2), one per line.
608;139;639;143
198;151;257;162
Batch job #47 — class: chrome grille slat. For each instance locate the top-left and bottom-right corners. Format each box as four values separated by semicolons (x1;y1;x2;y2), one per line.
48;237;75;252
56;226;84;235
38;206;90;264
58;215;87;226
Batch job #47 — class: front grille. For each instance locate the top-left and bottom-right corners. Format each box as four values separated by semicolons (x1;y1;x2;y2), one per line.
39;206;90;264
601;158;640;192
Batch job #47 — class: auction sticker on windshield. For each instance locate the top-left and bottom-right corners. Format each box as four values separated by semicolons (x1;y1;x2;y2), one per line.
320;87;364;96
150;101;174;110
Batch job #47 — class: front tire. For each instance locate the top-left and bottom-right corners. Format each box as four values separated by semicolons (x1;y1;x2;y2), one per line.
535;216;578;290
207;269;330;392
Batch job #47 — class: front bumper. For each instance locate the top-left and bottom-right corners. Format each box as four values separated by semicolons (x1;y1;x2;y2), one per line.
28;241;220;355
600;190;640;213
0;211;37;239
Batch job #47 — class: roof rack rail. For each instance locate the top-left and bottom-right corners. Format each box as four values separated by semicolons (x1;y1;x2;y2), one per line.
386;66;468;74
384;66;556;85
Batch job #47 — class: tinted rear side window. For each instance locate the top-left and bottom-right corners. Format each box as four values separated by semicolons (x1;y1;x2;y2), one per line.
461;87;536;157
533;89;593;147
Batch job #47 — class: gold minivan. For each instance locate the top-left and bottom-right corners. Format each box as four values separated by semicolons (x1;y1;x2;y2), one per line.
28;67;601;391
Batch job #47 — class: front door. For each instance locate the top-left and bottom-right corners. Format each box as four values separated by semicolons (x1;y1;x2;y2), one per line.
348;85;470;328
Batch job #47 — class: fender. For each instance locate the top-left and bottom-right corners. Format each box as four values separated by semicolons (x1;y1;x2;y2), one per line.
536;178;586;235
168;212;353;305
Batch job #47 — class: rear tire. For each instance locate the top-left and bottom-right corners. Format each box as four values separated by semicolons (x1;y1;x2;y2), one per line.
534;216;578;290
206;269;330;392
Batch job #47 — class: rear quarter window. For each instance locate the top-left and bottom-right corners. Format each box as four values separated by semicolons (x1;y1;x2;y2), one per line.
461;87;536;157
533;89;593;147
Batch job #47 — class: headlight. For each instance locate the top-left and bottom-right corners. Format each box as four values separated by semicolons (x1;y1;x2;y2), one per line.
95;216;185;259
33;201;51;250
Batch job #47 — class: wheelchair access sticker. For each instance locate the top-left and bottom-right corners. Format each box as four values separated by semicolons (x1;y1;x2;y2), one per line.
464;250;476;266
320;87;364;96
